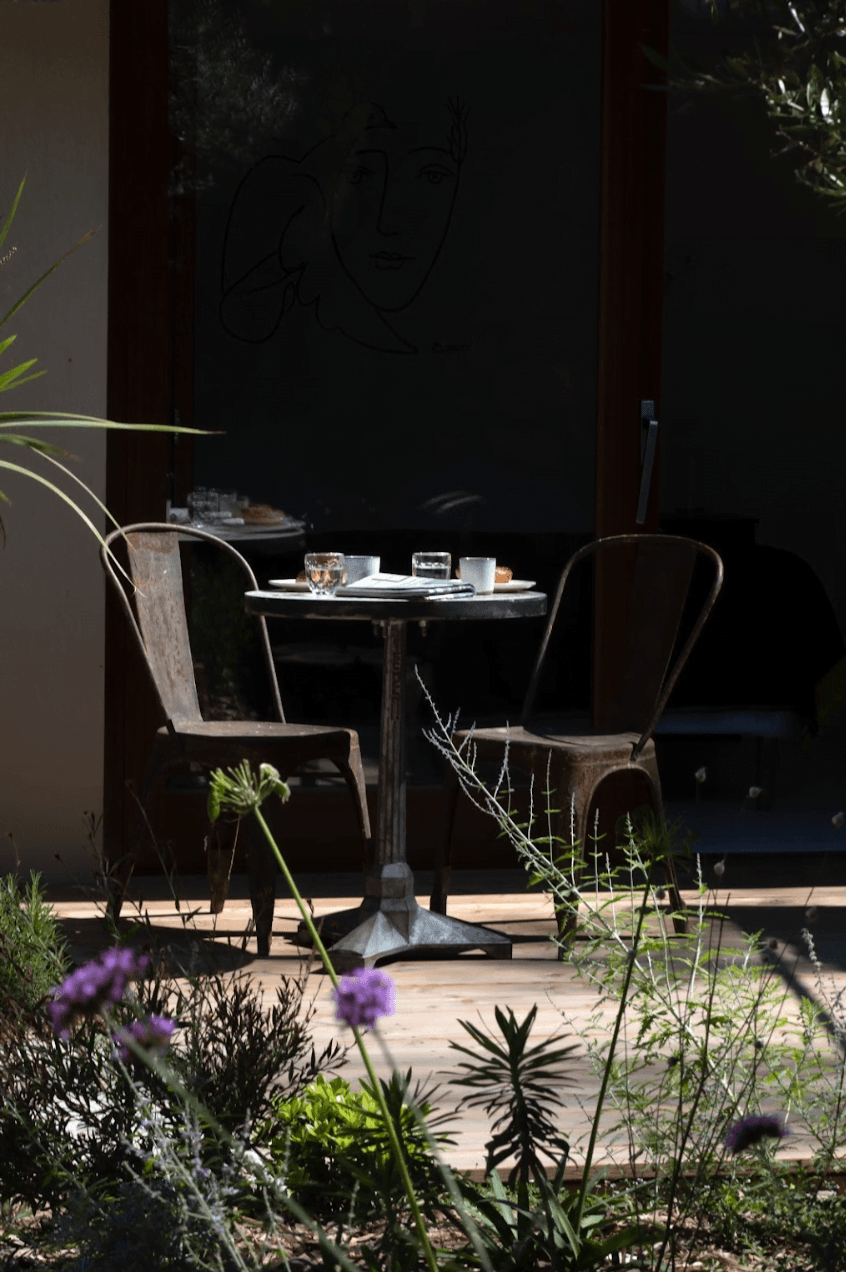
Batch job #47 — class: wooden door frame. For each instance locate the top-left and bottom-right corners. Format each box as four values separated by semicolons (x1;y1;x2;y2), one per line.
104;0;669;852
104;0;192;859
593;0;669;725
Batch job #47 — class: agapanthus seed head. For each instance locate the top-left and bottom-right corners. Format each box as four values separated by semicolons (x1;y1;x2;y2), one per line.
332;966;395;1030
832;811;844;829
725;1114;788;1155
654;886;667;901
713;858;726;877
48;946;148;1039
748;786;763;800
694;767;707;785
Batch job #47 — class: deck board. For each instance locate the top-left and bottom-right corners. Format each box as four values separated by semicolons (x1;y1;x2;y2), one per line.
46;870;846;1178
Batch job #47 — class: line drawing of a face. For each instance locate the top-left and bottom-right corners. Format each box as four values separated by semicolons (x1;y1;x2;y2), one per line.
220;98;468;354
329;105;463;313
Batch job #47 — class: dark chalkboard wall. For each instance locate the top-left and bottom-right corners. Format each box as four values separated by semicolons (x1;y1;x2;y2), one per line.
174;0;601;534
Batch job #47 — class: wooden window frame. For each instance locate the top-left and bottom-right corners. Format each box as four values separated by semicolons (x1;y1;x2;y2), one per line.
104;0;669;851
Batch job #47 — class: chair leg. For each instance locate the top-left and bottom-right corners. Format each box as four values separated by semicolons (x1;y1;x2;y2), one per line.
104;750;171;925
243;814;277;956
552;804;589;959
206;820;236;915
333;751;373;871
663;854;688;935
634;775;688;936
103;840;136;926
431;766;461;914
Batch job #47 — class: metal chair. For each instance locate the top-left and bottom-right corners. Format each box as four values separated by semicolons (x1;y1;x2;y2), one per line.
432;534;724;944
101;523;372;954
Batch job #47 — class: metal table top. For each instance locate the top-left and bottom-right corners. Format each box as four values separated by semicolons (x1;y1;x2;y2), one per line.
245;589;547;623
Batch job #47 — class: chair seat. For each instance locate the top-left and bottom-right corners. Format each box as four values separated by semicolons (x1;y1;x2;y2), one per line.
163;718;362;766
167;717;357;743
456;721;654;763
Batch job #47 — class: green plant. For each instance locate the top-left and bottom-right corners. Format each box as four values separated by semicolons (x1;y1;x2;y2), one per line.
0;871;69;1023
665;2;846;214
265;1072;450;1219
448;1005;576;1188
0;940;345;1213
422;689;839;1268
444;1006;647;1270
207;760;452;1272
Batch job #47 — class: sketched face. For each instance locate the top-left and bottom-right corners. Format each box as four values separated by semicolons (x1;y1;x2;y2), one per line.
329;112;462;313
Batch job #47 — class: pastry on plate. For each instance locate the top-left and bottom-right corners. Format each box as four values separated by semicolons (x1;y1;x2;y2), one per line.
243;503;286;524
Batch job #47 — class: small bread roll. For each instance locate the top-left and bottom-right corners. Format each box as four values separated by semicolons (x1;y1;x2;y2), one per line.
495;566;513;583
243;503;285;524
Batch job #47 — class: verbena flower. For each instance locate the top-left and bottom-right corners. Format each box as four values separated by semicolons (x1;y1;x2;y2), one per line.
114;1013;176;1062
332;966;395;1030
48;946;148;1039
725;1114;789;1155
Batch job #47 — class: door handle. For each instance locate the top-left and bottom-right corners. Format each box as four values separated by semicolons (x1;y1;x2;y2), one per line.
636;399;658;525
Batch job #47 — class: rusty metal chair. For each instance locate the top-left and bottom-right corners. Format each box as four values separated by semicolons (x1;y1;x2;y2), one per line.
101;523;372;954
432;534;724;944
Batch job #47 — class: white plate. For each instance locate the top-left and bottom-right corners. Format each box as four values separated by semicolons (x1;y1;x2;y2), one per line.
267;578;310;591
494;579;536;592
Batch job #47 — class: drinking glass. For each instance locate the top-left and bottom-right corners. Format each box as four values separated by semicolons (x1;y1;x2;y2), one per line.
304;552;346;597
187;488;217;527
412;551;451;580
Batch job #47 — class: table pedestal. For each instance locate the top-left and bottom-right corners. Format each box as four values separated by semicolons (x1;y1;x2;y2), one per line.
296;620;512;971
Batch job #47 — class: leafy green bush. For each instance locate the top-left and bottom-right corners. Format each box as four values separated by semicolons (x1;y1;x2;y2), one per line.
0;871;69;1023
264;1072;451;1222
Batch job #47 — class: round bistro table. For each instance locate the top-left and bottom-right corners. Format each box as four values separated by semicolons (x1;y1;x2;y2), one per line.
244;588;547;971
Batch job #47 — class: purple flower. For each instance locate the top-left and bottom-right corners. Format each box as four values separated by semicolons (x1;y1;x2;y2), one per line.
332;967;395;1030
725;1114;789;1155
48;946;149;1039
114;1013;176;1062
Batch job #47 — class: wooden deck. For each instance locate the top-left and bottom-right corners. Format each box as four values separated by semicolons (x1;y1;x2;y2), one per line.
45;863;846;1178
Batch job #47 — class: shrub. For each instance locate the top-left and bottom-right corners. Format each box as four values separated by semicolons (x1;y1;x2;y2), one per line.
264;1072;452;1222
0;871;69;1026
0;946;347;1213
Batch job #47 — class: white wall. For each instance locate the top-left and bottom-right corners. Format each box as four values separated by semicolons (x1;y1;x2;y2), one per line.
0;0;109;879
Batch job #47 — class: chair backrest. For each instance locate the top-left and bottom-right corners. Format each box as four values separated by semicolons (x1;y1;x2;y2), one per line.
521;533;724;758
100;523;285;727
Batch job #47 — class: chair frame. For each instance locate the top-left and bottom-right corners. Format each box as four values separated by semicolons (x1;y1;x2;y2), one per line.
433;533;724;943
101;523;372;953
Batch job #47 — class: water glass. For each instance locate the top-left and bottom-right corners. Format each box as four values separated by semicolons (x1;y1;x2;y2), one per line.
412;551;451;580
304;552;346;597
187;488;217;527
